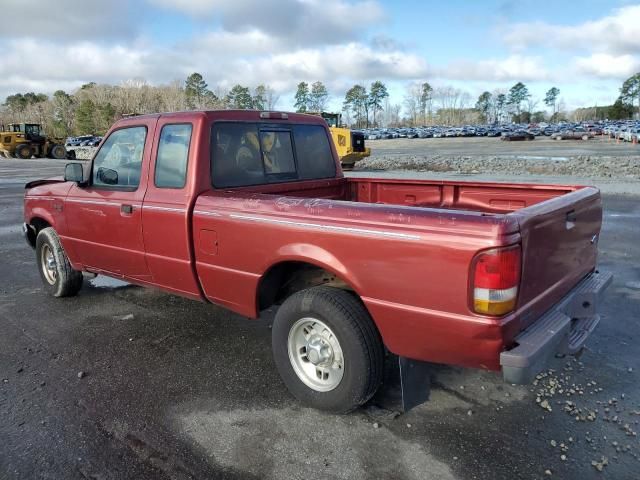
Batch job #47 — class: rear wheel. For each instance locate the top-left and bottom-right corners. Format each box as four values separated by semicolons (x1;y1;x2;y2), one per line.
49;144;66;159
581;135;589;141
35;227;83;297
272;286;384;413
16;144;32;159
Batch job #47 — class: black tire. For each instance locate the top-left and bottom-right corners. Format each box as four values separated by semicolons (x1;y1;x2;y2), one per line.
16;144;32;159
272;286;384;413
49;144;66;159
35;227;83;297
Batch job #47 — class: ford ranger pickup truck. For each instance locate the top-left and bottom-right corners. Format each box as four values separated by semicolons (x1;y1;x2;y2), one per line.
23;110;611;412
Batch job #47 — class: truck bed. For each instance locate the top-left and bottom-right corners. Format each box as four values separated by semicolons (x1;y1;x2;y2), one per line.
194;175;601;369
231;175;582;214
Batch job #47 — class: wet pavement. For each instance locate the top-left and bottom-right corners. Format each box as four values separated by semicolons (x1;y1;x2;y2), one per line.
1;158;639;479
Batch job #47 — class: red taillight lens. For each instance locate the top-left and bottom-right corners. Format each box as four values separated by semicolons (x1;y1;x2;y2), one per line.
474;245;521;289
472;245;521;316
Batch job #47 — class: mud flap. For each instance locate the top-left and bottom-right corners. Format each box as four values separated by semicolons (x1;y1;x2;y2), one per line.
373;355;432;413
398;356;432;411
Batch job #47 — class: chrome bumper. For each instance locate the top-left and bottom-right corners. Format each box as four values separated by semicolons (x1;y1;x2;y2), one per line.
500;270;613;384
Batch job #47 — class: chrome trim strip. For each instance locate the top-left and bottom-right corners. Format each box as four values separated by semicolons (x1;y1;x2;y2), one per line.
229;214;421;241
194;210;223;217
143;205;186;213
65;198;140;207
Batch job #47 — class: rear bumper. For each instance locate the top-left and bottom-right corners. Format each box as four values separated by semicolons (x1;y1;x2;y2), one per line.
500;270;613;384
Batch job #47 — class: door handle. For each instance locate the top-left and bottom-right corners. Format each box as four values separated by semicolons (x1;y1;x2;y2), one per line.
121;204;134;214
566;210;576;230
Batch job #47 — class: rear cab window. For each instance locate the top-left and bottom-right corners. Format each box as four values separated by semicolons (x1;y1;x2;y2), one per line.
211;122;336;188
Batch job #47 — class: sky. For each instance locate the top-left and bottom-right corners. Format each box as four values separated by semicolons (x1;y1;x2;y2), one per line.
1;0;639;114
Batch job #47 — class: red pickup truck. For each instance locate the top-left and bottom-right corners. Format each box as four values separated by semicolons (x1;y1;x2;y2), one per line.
23;110;611;412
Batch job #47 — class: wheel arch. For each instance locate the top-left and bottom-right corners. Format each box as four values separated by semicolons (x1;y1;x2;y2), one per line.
25;215;53;248
256;245;365;313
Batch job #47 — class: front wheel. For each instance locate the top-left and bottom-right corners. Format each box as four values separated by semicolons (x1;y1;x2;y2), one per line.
35;227;83;297
272;286;384;413
49;144;67;159
16;144;32;159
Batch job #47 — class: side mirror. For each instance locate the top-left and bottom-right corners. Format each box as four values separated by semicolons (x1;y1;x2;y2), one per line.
64;163;84;183
96;167;118;185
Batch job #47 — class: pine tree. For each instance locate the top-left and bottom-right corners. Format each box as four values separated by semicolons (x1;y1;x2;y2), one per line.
294;82;310;112
75;99;96;134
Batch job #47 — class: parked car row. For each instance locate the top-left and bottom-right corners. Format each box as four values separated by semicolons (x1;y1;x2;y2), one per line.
606;125;640;142
356;120;640;143
65;135;102;147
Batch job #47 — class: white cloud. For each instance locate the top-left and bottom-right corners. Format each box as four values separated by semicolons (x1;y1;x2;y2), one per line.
194;30;282;55
0;40;148;84
504;5;640;55
573;53;640;79
177;41;429;92
0;0;137;40
0;35;428;101
437;55;550;82
148;0;384;46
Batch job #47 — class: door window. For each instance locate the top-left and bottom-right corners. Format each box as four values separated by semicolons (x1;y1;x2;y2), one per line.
92;126;147;188
155;124;192;188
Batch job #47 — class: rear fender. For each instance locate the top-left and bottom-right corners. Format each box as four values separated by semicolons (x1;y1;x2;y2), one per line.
269;243;362;293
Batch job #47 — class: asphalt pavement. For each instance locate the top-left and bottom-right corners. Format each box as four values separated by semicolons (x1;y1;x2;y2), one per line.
1;157;639;480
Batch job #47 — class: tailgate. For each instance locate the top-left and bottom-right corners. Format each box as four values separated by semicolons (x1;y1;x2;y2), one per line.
514;187;602;326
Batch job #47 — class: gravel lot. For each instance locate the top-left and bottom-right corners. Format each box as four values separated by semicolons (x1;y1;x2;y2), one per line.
357;136;640;182
1;157;639;480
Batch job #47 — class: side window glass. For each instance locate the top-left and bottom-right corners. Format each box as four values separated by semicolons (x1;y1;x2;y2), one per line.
93;126;146;188
259;131;296;175
211;123;299;188
293;125;336;180
212;123;262;188
155;124;192;188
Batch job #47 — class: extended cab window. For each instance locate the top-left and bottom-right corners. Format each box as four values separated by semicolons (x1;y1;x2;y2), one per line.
212;122;335;188
293;124;336;180
92;126;147;188
155;124;192;188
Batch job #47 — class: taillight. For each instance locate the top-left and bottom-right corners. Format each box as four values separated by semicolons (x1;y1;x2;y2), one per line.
472;244;521;316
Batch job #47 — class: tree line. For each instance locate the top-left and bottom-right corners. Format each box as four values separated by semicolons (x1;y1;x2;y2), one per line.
0;73;280;137
2;72;639;137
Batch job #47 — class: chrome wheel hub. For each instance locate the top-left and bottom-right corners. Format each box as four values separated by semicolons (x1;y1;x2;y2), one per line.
41;244;57;285
305;337;332;366
288;317;344;392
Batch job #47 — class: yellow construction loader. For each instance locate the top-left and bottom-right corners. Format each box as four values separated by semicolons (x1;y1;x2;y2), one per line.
0;123;67;159
313;112;370;169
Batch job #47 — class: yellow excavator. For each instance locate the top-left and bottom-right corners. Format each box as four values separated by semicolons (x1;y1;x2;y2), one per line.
312;112;370;169
0;123;67;159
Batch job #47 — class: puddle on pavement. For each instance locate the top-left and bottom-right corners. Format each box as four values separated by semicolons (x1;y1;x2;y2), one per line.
88;275;130;288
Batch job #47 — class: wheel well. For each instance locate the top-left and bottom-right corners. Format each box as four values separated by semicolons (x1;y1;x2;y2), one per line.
26;217;51;247
257;261;353;311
